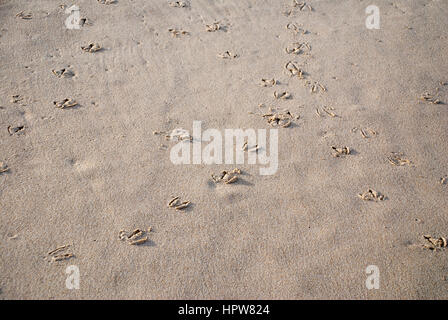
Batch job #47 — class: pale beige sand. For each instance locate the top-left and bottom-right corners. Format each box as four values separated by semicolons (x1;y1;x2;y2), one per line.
1;0;448;299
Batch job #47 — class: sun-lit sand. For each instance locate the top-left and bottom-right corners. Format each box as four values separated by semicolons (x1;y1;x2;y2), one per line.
1;0;447;299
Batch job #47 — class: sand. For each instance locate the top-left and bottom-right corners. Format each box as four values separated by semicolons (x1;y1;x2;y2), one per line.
1;0;448;299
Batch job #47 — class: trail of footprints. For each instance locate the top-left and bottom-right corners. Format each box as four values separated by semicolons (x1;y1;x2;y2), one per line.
6;0;448;262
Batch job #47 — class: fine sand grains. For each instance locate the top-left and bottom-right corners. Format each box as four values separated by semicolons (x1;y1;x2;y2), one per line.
4;0;448;299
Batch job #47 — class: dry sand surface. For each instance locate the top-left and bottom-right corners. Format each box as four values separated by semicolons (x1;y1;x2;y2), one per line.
1;0;448;299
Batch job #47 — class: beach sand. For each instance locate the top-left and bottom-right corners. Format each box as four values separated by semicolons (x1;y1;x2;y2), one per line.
1;0;447;299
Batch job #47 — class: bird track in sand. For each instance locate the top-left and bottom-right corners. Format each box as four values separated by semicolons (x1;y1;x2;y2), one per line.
211;168;241;185
47;245;74;263
168;196;191;211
